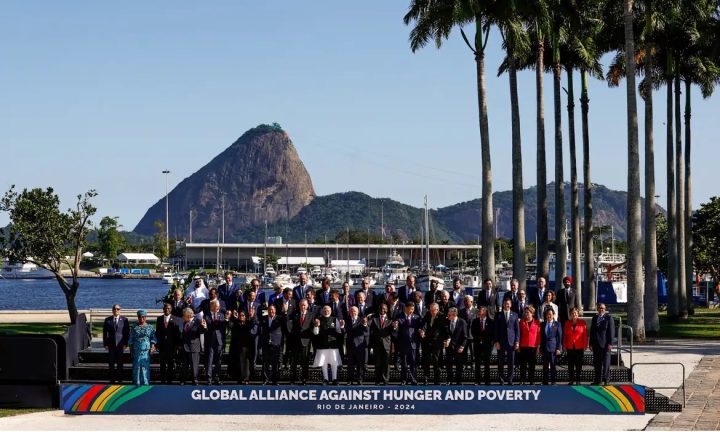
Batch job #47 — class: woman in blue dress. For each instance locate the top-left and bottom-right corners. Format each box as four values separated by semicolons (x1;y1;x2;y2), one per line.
128;309;157;385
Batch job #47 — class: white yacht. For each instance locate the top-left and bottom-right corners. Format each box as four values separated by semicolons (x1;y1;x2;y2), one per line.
1;260;54;279
382;251;408;284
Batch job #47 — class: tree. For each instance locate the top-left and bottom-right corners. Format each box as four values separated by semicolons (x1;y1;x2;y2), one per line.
693;197;720;287
404;0;495;283
0;187;96;324
97;216;124;263
153;219;168;264
623;0;645;341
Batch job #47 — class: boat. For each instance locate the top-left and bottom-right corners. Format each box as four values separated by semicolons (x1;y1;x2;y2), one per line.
296;267;308;275
1;260;54;279
161;273;175;284
382;251;408;284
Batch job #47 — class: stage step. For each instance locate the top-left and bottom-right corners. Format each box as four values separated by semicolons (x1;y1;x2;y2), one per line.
644;388;683;413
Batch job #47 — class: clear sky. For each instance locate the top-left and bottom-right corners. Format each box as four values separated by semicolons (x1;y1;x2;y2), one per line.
1;1;718;230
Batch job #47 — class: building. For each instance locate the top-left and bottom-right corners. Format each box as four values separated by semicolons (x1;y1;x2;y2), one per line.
116;253;161;266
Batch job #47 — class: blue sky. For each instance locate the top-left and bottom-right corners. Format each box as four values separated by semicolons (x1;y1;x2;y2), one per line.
1;1;718;230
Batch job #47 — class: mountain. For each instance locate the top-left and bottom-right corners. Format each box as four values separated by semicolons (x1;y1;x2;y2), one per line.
133;126;662;243
435;183;665;241
133;124;315;239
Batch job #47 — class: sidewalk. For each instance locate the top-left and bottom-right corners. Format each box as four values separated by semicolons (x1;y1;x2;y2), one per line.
645;355;720;431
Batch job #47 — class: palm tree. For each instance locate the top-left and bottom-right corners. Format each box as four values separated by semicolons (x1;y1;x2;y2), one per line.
623;0;645;341
404;0;496;282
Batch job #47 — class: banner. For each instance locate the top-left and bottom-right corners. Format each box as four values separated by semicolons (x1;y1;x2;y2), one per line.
61;384;645;415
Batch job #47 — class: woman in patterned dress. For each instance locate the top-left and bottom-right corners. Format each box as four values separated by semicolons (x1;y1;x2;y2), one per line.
128;309;157;385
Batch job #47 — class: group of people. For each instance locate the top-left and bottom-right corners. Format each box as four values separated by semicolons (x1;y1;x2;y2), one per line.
103;272;616;386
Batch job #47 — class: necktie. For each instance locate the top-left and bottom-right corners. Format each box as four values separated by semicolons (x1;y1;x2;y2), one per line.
451;321;455;332
165;317;169;328
430;316;435;327
381;317;385;327
505;312;509;323
114;318;118;329
481;319;485;331
546;323;551;337
301;314;305;326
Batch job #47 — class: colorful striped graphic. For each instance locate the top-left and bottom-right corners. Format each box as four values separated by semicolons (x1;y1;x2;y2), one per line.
62;384;154;413
572;385;645;413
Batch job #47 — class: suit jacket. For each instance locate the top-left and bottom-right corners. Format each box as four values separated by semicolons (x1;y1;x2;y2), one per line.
413;302;427;319
398;285;419;304
274;297;297;319
345;317;369;350
316;289;333;306
314;316;343;350
293;284;313;303
458;307;476;340
369;315;393;352
217;282;239;311
354;302;372;318
199;298;227;317
155;314;180;352
494;310;520;349
205;311;228;349
103;316;129;348
556;288;580;322
394;314;422;351
259;315;285;347
243;289;266;305
386;302;403;320
169;299;190;318
180;319;205;353
424;289;441;306
515;300;531;318
437;300;456;316
287;311;316;347
229;316;258;349
540;320;563;353
450;289;466;306
422;313;448;348
531;288;552;310
563;319;589;351
242;300;262;318
470;317;495;352
503;290;520;313
374;292;395;311
476;289;500;319
446;319;468;351
356;290;374;308
328;301;344;319
590;314;615;351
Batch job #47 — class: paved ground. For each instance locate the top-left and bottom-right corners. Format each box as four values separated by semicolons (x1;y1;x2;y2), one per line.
0;339;716;431
645;355;720;431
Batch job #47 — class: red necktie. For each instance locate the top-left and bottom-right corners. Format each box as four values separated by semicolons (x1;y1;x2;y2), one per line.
381;317;385;327
301;314;305;326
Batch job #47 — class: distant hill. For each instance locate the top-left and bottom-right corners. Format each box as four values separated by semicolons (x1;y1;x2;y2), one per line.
132;126;662;243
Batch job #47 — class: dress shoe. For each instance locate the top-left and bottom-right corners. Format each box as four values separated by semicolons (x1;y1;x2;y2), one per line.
179;381;186;386
591;381;600;386
301;380;307;385
322;380;329;386
422;379;429;385
358;381;363;385
400;381;406;386
263;380;271;385
273;382;279;386
332;380;339;386
410;380;418;385
603;381;609;386
192;381;199;386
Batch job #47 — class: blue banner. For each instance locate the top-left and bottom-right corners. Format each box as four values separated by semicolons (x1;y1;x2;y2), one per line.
61;384;645;415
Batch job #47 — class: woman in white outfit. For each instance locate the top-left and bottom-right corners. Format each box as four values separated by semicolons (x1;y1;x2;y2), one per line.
312;305;344;385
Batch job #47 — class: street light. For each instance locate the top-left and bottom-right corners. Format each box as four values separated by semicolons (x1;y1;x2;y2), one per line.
162;170;170;266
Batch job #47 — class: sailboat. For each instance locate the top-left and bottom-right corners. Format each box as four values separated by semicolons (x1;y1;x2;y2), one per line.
415;195;445;291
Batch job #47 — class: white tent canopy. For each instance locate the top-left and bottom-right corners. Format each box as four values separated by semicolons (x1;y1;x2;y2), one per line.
277;257;325;266
116;253;160;265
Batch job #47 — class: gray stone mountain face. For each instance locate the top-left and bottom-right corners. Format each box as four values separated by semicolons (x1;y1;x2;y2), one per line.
133;125;315;240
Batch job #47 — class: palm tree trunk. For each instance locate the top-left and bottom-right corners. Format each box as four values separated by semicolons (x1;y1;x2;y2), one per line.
666;75;678;319
623;0;645;341
643;51;659;335
567;68;582;305
674;70;687;319
536;40;550;280
509;57;526;291
581;69;596;310
684;79;693;314
475;18;495;283
553;41;566;288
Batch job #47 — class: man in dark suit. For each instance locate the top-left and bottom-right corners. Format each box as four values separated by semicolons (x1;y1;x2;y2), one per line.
449;278;466;306
590;303;615;385
516;290;530;317
245;278;266;306
471;306;494;385
412;291;427;319
370;303;393;385
156;302;180;384
287;299;315;384
293;273;313;303
315;277;333;306
393;302;421;385
103;304;129;383
386;293;403;320
556;276;580;324
204;300;228;385
494;298;520;385
305;290;321;315
532;276;550;310
243;290;262;317
169;289;189;318
420;303;447;385
374;282;396;312
458;296;476;363
444;307;468;385
354;291;371;318
217;272;239;311
476;278;500;320
260;304;285;385
199;288;227;317
437;290;456;316
328;289;344;319
540;308;563;385
340;282;355;317
344;306;369;384
398;275;418;304
424;279;441;305
179;308;205;385
274;287;296;319
503;279;520;311
356;279;374;310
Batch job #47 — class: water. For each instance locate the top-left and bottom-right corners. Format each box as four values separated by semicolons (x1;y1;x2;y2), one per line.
0;278;173;310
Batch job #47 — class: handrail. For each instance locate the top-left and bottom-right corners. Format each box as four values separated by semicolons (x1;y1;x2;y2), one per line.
631;362;686;407
619;324;633;367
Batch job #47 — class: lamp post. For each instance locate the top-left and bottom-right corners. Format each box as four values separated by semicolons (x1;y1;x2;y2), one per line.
162;170;170;266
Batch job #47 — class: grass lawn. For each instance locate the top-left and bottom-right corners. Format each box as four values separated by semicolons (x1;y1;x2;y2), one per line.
0;323;68;335
658;307;720;338
0;408;54;418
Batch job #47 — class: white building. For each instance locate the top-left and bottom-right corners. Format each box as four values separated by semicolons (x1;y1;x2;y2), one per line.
116;253;161;266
